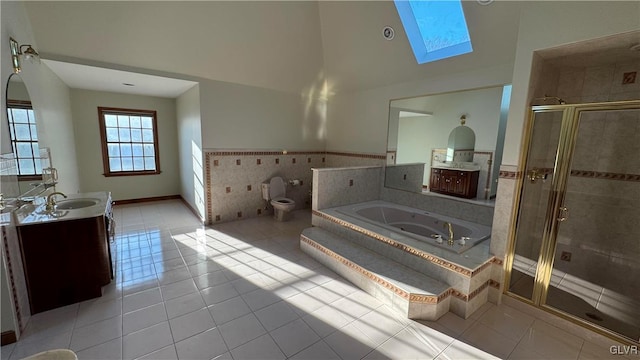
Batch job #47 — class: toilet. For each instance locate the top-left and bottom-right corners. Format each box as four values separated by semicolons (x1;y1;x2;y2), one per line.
261;177;296;221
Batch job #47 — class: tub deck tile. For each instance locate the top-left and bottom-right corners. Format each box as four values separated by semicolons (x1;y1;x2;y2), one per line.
300;227;451;320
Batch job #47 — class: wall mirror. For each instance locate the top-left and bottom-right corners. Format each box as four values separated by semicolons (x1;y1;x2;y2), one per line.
4;73;51;198
386;85;511;201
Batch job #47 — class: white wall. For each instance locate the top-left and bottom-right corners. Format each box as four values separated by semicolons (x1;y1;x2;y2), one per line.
199;80;326;150
70;89;181;201
176;85;204;219
503;1;640;166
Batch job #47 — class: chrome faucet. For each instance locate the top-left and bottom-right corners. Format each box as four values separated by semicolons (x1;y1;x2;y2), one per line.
443;222;454;246
45;192;67;211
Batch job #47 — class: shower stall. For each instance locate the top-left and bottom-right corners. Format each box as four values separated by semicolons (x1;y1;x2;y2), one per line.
505;100;640;344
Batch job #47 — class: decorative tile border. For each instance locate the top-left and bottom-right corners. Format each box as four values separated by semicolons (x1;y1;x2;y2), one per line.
312;210;496;278
499;168;639;182
489;279;501;289
1;227;22;331
451;281;490;301
205;154;213;224
499;171;521;179
206;150;326;156
573;169;640;182
301;235;448;304
325;151;386;160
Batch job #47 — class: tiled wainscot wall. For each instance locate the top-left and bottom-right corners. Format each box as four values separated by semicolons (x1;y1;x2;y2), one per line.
205;150;386;224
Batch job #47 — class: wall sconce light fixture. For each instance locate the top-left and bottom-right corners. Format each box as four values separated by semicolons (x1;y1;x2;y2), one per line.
10;37;40;74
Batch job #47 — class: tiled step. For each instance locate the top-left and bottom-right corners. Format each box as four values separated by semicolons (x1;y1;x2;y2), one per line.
300;227;451;321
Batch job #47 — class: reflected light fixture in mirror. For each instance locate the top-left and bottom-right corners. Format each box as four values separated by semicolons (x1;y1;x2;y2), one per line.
9;37;40;74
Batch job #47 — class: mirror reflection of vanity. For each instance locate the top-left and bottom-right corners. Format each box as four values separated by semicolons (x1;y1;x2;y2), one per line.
386;85;511;201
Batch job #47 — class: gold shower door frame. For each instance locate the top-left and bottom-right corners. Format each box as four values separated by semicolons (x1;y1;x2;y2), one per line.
504;100;640;344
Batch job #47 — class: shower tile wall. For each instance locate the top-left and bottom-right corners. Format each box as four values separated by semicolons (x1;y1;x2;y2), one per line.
553;61;640;103
527;58;640;336
554;109;640;309
515;112;562;264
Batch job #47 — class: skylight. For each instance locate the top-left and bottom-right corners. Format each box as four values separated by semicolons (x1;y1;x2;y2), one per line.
394;0;473;64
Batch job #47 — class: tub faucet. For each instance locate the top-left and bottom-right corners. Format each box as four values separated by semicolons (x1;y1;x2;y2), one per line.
45;192;67;211
443;222;454;246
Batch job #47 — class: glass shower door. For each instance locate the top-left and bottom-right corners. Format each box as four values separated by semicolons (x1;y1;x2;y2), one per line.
544;106;640;342
507;108;565;302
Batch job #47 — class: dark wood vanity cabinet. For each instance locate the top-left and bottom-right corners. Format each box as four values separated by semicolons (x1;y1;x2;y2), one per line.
18;214;112;314
430;167;479;199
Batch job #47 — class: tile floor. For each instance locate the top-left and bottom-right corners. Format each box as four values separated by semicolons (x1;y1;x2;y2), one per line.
1;200;635;360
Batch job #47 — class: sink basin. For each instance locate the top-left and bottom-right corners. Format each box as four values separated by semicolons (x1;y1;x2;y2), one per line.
55;198;100;210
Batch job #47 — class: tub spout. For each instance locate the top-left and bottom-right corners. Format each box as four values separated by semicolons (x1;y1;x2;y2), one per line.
443;222;454;246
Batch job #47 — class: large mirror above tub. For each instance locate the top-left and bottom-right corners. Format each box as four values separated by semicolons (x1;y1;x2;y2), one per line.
386;85;511;202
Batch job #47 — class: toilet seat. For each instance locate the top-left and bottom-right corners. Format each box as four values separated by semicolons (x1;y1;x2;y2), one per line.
271;197;295;210
272;197;294;204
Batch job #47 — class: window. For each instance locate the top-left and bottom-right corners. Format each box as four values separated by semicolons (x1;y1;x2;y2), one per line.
7;100;42;179
394;0;473;64
98;107;161;176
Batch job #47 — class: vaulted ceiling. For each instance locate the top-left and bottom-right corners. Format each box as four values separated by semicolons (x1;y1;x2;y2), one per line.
24;1;522;95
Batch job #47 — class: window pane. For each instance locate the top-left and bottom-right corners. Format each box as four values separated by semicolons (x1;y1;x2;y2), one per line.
14;124;31;140
105;114;118;127
133;157;144;171
9;124;15;140
120;144;132;156
117;115;130;128
32;143;40;158
130;116;141;128
119;128;131;142
100;109;158;175
30;125;38;140
107;143;120;157
141;117;153;129
11;109;28;123
121;157;133;171
27;110;36;124
17;142;33;158
35;158;42;174
131;128;142;142
144;157;156;170
142;129;154;142
132;144;143;156
109;157;122;172
18;159;35;174
106;127;119;142
143;144;155;156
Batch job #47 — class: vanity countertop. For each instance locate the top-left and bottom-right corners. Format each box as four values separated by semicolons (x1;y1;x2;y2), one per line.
14;191;112;226
432;166;480;172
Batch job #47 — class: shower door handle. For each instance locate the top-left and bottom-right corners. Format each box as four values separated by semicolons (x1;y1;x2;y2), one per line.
557;207;568;222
